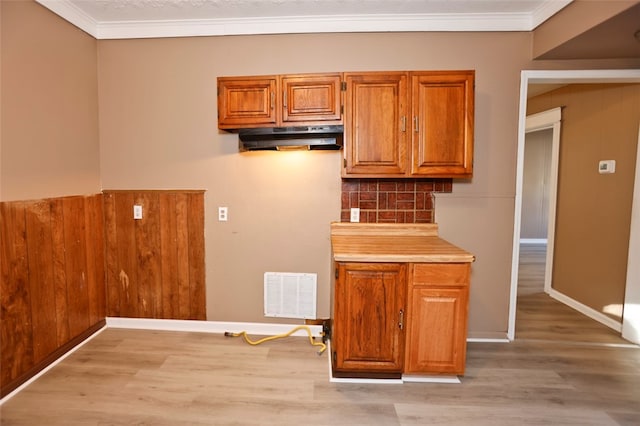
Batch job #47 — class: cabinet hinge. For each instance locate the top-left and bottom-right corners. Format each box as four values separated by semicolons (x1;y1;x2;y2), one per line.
333;351;337;362
343;158;347;168
340;105;344;114
341;81;347;91
335;267;339;279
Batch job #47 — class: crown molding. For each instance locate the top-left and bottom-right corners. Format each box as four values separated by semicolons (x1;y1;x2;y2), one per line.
36;0;573;40
530;0;573;29
37;0;99;38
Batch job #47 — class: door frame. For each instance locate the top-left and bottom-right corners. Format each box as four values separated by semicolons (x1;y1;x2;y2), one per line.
507;69;640;343
523;107;561;294
622;124;640;343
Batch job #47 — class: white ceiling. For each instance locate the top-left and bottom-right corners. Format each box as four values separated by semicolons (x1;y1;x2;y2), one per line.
36;0;573;40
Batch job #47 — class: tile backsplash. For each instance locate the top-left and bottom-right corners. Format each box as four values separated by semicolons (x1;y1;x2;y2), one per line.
341;179;452;223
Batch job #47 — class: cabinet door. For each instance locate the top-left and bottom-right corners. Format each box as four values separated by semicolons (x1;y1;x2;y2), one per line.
343;72;409;177
217;76;278;129
333;262;406;374
282;74;342;124
405;263;470;375
410;71;474;177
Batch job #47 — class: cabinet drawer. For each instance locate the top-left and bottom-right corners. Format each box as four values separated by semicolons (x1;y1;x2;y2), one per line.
411;263;469;286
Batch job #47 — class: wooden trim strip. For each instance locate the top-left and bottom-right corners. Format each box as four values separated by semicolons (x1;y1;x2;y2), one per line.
102;189;205;194
330;222;439;237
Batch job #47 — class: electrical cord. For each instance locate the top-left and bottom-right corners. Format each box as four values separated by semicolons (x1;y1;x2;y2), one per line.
224;325;327;355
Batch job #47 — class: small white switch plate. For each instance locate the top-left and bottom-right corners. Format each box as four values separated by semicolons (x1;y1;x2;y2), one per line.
218;206;228;222
350;207;360;223
599;160;616;174
133;205;143;220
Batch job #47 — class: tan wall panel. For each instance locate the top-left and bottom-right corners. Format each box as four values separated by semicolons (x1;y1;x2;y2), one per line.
532;0;637;59
0;0;100;201
5;0;640;336
96;32;534;329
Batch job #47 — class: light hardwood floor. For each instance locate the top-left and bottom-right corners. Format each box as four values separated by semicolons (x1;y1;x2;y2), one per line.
515;243;630;345
1;248;639;425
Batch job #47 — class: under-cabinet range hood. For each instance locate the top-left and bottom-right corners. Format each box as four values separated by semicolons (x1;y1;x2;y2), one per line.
238;125;343;151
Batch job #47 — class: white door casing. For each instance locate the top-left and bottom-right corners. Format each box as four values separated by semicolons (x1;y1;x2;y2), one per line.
622;124;640;344
524;108;561;295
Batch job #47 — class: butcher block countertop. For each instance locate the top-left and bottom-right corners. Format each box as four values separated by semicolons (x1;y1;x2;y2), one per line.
331;222;475;263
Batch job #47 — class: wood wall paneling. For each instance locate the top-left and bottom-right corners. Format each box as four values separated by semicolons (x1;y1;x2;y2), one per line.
0;195;106;397
159;194;179;319
0;202;35;388
85;195;107;324
176;194;191;319
103;192;121;316
1;191;205;397
187;194;206;320
63;197;91;339
24;200;58;361
103;190;206;321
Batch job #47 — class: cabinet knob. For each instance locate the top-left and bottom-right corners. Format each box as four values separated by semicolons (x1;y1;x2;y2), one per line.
413;116;419;133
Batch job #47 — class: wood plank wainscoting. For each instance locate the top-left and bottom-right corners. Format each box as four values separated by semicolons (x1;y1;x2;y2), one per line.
0;195;106;397
0;190;206;398
103;190;205;320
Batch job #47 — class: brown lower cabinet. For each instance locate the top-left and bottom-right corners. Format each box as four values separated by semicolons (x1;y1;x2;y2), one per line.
332;261;470;378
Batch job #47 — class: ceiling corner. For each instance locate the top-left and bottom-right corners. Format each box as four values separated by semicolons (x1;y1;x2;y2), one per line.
36;0;98;38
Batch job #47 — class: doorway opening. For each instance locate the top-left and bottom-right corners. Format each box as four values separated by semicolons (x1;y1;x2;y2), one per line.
508;70;640;345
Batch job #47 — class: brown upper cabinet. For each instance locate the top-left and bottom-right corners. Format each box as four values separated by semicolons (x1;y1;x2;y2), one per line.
343;70;474;178
217;73;343;130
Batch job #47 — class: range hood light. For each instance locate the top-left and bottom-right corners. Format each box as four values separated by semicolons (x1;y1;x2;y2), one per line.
276;145;310;151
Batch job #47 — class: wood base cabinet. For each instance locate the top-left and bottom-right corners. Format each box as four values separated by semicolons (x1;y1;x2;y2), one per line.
332;262;406;376
405;263;470;375
332;261;470;378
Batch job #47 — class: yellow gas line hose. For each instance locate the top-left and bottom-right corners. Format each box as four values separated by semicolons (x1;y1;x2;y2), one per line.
224;325;326;355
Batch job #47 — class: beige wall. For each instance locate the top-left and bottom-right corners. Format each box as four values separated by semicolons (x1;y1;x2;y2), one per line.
528;84;640;321
0;0;100;201
5;0;640;336
96;32;534;331
532;0;638;59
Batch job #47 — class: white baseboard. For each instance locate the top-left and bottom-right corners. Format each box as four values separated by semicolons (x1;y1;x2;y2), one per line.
402;375;461;384
106;317;323;337
467;331;510;342
548;289;622;332
326;340;461;384
520;238;548;244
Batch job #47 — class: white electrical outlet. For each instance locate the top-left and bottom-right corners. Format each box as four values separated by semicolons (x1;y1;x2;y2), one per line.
350;207;360;223
133;205;143;220
218;206;228;222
